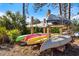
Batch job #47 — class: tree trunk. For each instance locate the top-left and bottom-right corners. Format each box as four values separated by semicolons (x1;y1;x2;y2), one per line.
68;3;71;19
23;3;26;20
22;3;27;34
59;3;64;24
64;4;67;18
59;3;62;16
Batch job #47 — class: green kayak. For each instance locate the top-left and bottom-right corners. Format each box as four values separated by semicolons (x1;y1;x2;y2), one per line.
16;35;27;42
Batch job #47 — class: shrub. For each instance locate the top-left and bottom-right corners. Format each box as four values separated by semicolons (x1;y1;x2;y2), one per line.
74;26;79;32
0;27;7;34
26;28;31;34
7;29;21;43
51;27;60;33
34;27;43;33
0;27;9;44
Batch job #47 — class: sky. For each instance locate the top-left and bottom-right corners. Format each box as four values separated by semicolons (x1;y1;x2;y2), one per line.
0;3;79;22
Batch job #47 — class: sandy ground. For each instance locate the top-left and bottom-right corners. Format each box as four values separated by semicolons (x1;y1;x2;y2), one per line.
0;38;79;56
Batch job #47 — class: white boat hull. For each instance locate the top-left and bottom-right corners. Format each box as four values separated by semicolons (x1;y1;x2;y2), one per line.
40;35;72;52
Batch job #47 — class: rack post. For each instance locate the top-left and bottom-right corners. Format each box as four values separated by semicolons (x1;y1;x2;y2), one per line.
47;26;51;39
31;16;34;34
43;18;46;33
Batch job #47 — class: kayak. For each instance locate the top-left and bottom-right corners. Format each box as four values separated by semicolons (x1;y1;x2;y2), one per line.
74;32;79;37
24;34;48;45
16;34;48;45
40;35;72;52
16;35;27;42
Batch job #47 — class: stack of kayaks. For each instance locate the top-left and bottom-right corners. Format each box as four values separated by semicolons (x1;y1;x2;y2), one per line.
16;34;48;45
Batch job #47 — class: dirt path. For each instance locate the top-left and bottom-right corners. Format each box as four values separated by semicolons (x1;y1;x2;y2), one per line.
0;39;79;56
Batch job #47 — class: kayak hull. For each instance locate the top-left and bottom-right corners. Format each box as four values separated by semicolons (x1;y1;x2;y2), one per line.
40;35;72;52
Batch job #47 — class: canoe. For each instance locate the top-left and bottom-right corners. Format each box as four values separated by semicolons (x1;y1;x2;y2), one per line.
40;35;72;52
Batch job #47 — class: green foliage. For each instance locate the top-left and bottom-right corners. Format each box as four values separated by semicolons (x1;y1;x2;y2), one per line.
34;27;43;33
33;3;47;12
74;27;79;32
0;15;13;29
7;29;21;43
0;27;8;44
0;11;27;34
0;11;30;43
0;27;7;35
21;28;31;34
51;27;60;33
72;19;79;26
33;3;58;13
26;28;31;34
33;19;41;24
73;26;79;32
71;19;79;32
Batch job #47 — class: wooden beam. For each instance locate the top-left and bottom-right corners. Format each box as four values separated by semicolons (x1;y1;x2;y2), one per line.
59;28;62;35
31;16;34;34
43;18;46;33
50;25;64;28
47;26;51;38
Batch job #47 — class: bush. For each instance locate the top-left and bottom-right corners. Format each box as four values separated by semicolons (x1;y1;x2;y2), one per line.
26;28;31;34
0;27;9;44
0;27;7;34
74;26;79;32
7;29;21;43
51;27;60;33
34;27;43;33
